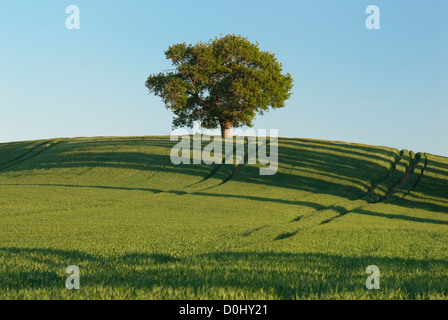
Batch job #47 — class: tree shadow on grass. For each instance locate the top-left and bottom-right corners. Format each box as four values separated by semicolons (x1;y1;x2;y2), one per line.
1;136;447;216
0;247;446;299
352;208;448;225
0;137;220;180
388;155;448;214
0;137;395;198
389;197;448;215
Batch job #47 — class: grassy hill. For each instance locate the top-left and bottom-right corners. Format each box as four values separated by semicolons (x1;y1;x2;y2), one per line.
0;136;447;299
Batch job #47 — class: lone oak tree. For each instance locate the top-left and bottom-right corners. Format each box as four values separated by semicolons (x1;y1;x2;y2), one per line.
145;34;294;138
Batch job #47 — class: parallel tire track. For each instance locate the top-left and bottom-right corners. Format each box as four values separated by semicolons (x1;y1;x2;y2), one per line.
317;150;425;226
274;150;419;239
387;153;427;201
0;139;66;173
178;139;253;194
0;141;51;169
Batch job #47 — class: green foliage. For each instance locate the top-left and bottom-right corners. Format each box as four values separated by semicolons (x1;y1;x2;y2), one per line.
145;34;294;133
0;137;447;299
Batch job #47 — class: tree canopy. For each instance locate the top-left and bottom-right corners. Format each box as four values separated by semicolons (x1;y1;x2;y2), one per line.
145;34;294;137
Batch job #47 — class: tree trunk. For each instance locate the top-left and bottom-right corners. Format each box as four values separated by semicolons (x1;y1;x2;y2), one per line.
220;121;233;138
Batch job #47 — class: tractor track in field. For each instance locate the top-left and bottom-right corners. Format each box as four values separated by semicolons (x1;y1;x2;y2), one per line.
0;141;51;169
414;154;428;190
175;146;236;191
387;153;428;201
0;140;66;172
202;137;274;191
177;139;256;194
128;155;175;186
212;155;247;187
289;152;404;223
254;151;407;241
386;158;417;199
181;161;224;189
188;158;247;194
274;150;430;240
317;152;428;226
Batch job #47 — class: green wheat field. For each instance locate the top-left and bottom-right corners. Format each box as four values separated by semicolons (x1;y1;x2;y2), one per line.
0;136;447;299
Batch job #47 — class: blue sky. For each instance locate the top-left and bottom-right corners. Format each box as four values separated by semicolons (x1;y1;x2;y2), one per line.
1;0;447;156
